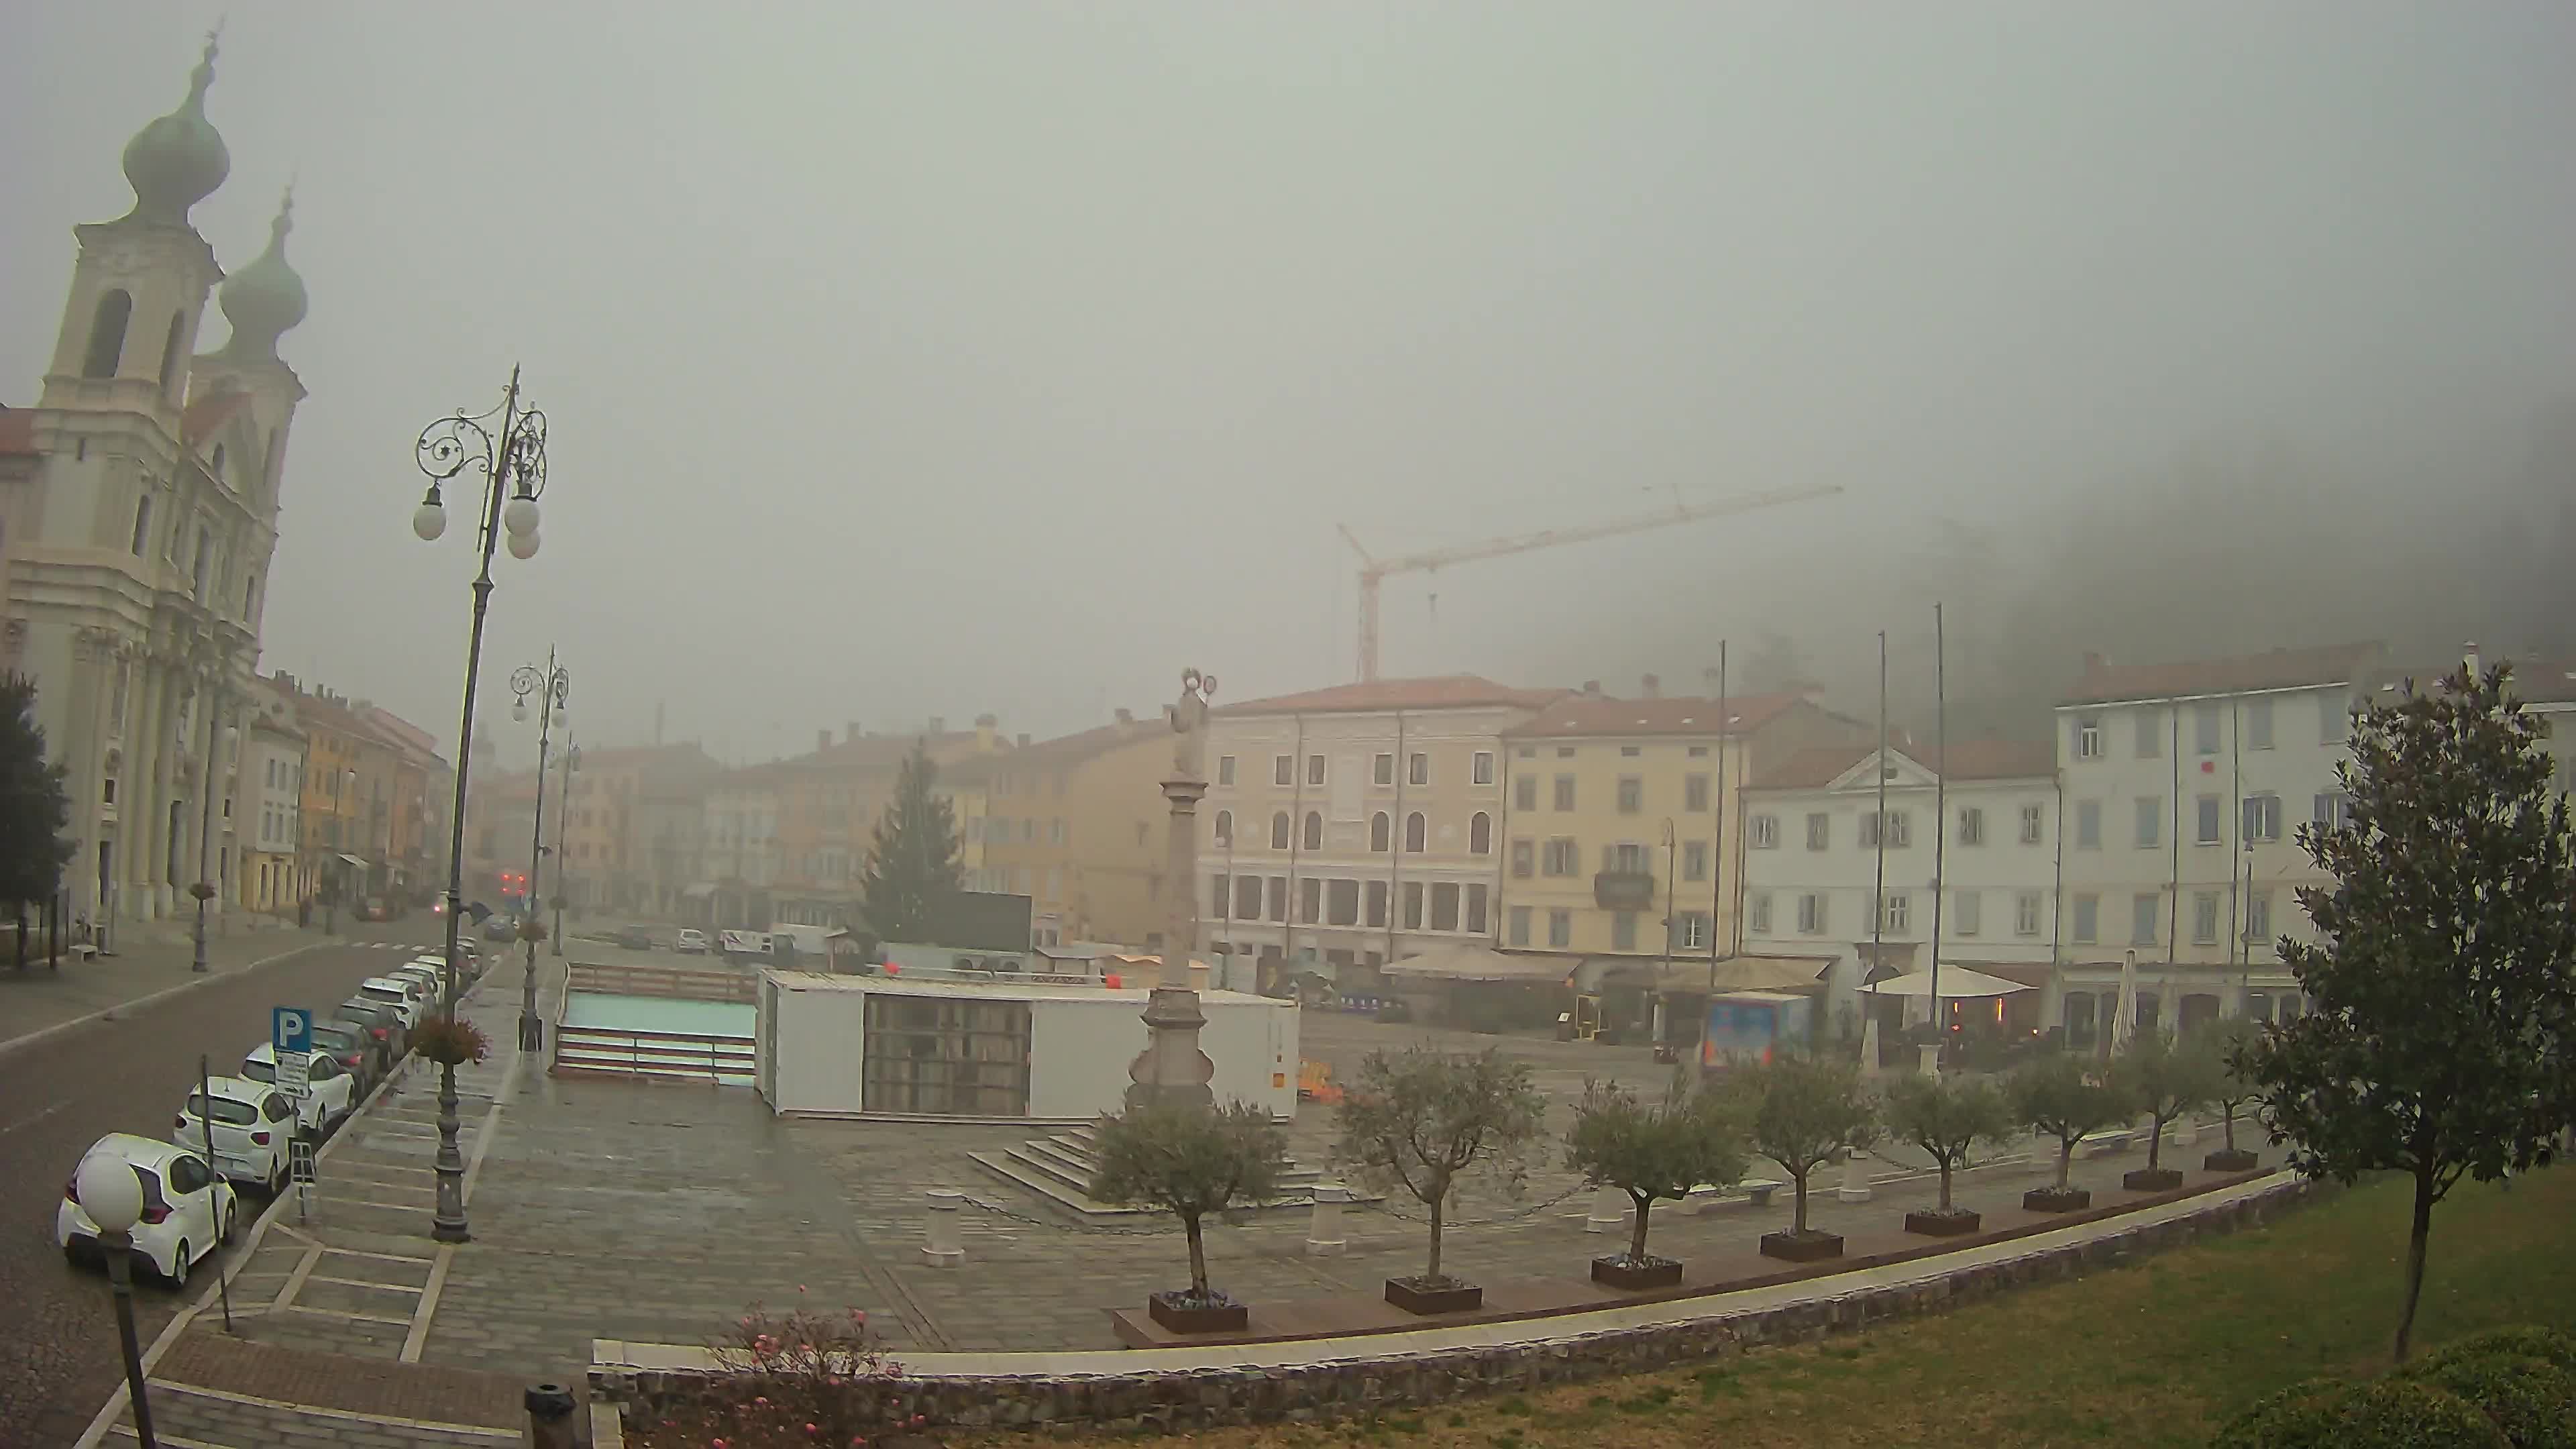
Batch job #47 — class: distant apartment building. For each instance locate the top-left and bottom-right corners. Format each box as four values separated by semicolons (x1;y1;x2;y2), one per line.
946;710;1171;949
1196;675;1566;994
549;743;718;916
239;680;306;915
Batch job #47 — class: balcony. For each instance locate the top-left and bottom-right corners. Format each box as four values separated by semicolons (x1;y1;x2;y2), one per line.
1593;871;1656;910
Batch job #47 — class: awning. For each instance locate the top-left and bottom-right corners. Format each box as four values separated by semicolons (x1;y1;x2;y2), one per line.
334;853;368;869
1862;966;2035;999
1598;954;1830;994
1383;944;1572;983
681;882;718;899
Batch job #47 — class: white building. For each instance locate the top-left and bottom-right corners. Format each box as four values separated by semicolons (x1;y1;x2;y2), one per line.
239;678;305;914
1;38;307;943
1740;740;2061;1038
1197;676;1564;995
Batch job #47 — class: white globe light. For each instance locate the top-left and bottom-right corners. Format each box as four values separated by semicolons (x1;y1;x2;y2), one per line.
513;698;527;722
74;1156;145;1233
502;496;541;537
506;528;540;561
412;500;447;542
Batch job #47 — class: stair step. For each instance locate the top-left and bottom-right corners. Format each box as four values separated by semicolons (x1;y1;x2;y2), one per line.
967;1149;1345;1219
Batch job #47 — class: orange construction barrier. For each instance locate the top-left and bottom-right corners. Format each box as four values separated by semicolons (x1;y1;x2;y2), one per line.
1297;1059;1342;1104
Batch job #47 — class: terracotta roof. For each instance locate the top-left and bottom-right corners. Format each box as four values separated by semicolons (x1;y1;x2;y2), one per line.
2061;643;2384;707
1503;691;1814;740
2369;657;2576;706
945;720;1157;782
1217;675;1566;716
1750;738;2056;791
0;409;34;457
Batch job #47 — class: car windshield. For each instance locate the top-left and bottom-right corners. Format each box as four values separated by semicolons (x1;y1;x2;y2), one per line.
361;985;407;1003
185;1094;260;1126
311;1025;360;1049
242;1060;277;1083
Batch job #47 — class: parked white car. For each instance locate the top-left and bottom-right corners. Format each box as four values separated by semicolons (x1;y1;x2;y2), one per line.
391;962;449;1003
357;976;427;1030
676;928;708;955
175;1076;297;1194
241;1042;358;1134
58;1134;239;1288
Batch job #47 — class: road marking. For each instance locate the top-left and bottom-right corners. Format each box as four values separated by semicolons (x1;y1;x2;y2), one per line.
310;1274;425;1294
109;1427;239;1448
142;1380;518;1439
0;1098;70;1136
401;1244;456;1363
272;1246;321;1313
276;1303;417;1326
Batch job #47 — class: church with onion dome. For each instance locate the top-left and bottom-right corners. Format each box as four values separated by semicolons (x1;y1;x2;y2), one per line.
0;32;311;941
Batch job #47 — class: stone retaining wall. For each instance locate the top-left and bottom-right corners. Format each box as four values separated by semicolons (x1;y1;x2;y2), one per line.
594;1176;2327;1434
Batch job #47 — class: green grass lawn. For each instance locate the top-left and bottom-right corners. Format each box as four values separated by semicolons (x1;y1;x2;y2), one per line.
1014;1166;2576;1449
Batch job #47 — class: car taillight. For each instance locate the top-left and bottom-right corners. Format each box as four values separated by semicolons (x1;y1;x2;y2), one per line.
175;1115;189;1131
64;1177;79;1204
371;1027;388;1039
251;1131;271;1146
342;1055;363;1067
140;1204;170;1226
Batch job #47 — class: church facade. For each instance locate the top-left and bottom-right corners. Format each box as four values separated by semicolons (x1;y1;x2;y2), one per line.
0;35;311;945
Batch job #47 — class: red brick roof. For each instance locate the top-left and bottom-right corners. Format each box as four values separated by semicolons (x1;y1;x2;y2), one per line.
2369;656;2576;706
1218;675;1566;716
945;720;1156;782
2061;643;2383;707
1750;738;2055;791
1503;691;1813;740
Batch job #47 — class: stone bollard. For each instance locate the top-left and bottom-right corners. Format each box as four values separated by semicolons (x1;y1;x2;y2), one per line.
1585;1185;1629;1234
1305;1183;1350;1256
2171;1116;2198;1148
922;1189;965;1269
1836;1148;1873;1203
523;1383;578;1449
1917;1043;1942;1078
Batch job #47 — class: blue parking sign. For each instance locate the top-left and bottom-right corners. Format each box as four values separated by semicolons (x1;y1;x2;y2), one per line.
273;1006;311;1055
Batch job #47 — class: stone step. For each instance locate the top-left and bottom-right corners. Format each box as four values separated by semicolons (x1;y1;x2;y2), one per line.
1010;1134;1323;1195
969;1144;1349;1219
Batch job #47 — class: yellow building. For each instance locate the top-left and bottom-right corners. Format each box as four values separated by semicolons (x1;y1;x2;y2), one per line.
945;711;1170;948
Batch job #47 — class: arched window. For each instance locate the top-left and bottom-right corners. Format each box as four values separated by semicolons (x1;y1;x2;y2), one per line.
1301;810;1322;851
83;290;133;378
1214;810;1232;847
1470;812;1493;855
1405;812;1427;853
157;311;187;395
129;496;153;556
243;571;258;619
209;443;226;483
1370;812;1391;852
1270;812;1290;850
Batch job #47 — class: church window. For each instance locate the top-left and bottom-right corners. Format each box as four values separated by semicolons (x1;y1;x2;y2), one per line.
129;496;153;556
157;311;186;395
83;290;132;378
210;443;225;483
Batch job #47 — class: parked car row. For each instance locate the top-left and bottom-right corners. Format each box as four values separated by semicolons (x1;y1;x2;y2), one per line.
57;943;488;1289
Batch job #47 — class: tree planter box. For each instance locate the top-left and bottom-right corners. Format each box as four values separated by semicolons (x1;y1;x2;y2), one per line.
1590;1254;1684;1289
2023;1186;2092;1213
1146;1291;1248;1334
1758;1230;1844;1263
2123;1167;2185;1192
1384;1277;1483;1316
2204;1148;2261;1173
1903;1208;1982;1237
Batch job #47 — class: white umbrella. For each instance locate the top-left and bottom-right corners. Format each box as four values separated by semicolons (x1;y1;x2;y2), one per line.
2110;949;2140;1057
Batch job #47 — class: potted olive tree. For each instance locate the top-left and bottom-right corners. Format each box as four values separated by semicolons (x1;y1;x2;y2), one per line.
1334;1046;1546;1315
1880;1071;2012;1236
1088;1102;1286;1334
2107;1028;2218;1191
2204;1018;2266;1173
1563;1073;1749;1289
2011;1055;2128;1212
1735;1055;1878;1263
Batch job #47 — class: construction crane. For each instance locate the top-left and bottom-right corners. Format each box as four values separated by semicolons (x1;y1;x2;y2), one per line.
1336;482;1843;682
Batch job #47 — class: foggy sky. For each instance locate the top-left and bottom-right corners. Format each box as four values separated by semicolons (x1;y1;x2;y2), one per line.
7;3;2573;767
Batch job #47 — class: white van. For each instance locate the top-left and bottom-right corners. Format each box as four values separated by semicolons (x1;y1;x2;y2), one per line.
718;929;772;959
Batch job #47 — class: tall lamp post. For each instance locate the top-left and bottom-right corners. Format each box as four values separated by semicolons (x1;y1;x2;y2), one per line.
189;663;237;973
413;367;551;1246
74;1155;159;1448
323;768;355;936
511;656;569;1045
551;740;581;956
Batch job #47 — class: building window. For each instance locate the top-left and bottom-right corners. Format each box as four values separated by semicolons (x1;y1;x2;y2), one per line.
1806;812;1829;851
1366;879;1389;928
1430;882;1459;931
1552;775;1574;810
1681;840;1708;881
1750;814;1778;849
1616;776;1642;814
1508;905;1532;947
1677;912;1711;949
1607;841;1650;873
2020;804;2045;845
2242;793;2282;843
1273;755;1293;786
2195;704;2220;755
1472;751;1495;786
1307;754;1326;787
2076;716;2103;759
1373;753;1394;786
2073;893;2098;944
1861;810;1911;849
2313;792;2353;829
1798;892;1827;934
1556;746;1574;758
1405;812;1427;852
1955;806;1984;846
2192;891;2220;945
2014;891;2043;936
1214;810;1233;847
1326;879;1360;926
1468;812;1492;855
1619;745;1642;758
1542;837;1576;876
2245;889;2271;948
2076;800;2101;849
1748;892;1772;934
2196;796;2222;845
1217;755;1236;786
2135;709;2161;759
1509;838;1533;877
2246;699;2274;750
243;571;258;618
1465;883;1489;935
1299;877;1322;923
1514;775;1536;811
1408;752;1430;786
1878;891;1911;933
1548;908;1572;948
1684;774;1710;812
2322;694;2349;745
1611;910;1638;951
1301;810;1322;851
83;289;132;378
2132;893;2160;946
1371;812;1391;852
1953;890;1981;936
129;495;153;555
2135;796;2161;849
1270;812;1290;849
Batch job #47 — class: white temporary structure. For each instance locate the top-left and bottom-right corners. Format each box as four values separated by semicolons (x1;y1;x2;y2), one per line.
1860;965;2032;1000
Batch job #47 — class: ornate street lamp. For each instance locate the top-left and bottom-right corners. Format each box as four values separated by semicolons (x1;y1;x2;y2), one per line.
74;1156;159;1448
412;367;549;1244
511;657;570;1036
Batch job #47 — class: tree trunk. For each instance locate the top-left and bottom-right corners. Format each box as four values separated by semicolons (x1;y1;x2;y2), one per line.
2147;1112;2164;1171
1628;1193;1653;1262
1790;1169;1810;1234
1425;1192;1446;1283
1183;1212;1210;1301
1937;1158;1955;1212
2394;1168;2436;1364
2056;1139;2074;1191
2222;1105;2237;1152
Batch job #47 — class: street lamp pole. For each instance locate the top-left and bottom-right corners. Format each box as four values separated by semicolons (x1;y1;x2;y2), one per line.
511;655;569;1046
74;1156;158;1448
189;662;234;974
413;366;551;1245
553;740;580;957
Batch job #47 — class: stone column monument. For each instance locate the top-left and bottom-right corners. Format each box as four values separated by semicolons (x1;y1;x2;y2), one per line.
1124;667;1219;1114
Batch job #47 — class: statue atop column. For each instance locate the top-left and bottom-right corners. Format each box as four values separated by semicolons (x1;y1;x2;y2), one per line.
1167;667;1216;778
1127;665;1220;1114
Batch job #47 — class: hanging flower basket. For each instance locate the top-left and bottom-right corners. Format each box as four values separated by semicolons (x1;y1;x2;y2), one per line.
413;1016;492;1067
519;918;549;943
190;881;217;902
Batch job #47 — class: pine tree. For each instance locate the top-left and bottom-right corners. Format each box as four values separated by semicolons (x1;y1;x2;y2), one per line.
857;741;963;943
2241;662;2576;1364
0;674;74;918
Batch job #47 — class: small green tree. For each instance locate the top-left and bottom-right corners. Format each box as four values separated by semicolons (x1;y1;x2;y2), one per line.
857;741;963;943
2202;1016;2265;1157
1088;1102;1285;1305
2243;663;2576;1364
2108;1027;2220;1174
0;675;74;915
1334;1047;1546;1285
2012;1055;2128;1194
1563;1073;1750;1265
1880;1072;2012;1214
1729;1055;1878;1236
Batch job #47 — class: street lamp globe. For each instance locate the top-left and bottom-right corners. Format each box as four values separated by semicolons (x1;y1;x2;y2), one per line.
513;698;527;723
506;529;540;561
74;1157;144;1234
412;493;447;542
502;494;540;538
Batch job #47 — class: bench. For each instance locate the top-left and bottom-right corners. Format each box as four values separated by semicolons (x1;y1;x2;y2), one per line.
1690;1177;1787;1212
2076;1128;2137;1160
